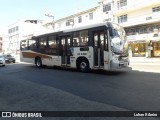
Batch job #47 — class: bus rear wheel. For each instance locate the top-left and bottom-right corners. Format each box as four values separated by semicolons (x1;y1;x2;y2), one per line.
36;58;42;68
78;59;90;72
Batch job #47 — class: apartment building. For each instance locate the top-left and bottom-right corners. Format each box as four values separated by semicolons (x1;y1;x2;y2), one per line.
43;4;109;32
101;0;160;57
0;34;9;53
45;0;160;58
8;20;46;60
94;0;160;57
53;7;101;32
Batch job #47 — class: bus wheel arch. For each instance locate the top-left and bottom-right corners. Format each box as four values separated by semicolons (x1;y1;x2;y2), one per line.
76;57;90;72
35;57;42;68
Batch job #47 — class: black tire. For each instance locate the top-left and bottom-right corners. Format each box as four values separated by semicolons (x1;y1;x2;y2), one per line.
78;59;90;72
35;58;42;68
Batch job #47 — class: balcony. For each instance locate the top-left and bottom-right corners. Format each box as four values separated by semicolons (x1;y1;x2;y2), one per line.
120;12;160;27
113;0;160;15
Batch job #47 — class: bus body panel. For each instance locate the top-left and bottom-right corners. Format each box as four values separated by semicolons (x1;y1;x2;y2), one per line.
70;47;94;69
42;56;61;66
103;51;110;70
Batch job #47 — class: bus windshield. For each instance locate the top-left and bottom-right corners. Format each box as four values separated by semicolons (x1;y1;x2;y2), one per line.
107;22;128;56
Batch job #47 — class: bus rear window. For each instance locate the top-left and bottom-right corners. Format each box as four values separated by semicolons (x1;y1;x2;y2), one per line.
21;40;28;50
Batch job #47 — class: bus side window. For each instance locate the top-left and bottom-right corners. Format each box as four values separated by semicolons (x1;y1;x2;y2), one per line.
39;37;47;49
80;30;88;46
28;39;37;49
100;33;104;50
48;36;57;49
73;30;89;46
73;39;78;46
94;33;98;47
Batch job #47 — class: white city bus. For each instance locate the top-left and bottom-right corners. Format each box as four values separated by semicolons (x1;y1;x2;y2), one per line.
20;22;130;72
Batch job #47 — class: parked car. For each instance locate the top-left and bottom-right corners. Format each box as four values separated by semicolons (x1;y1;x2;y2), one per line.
4;54;16;63
0;55;5;66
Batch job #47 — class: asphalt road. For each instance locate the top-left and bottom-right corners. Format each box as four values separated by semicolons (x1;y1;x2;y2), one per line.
0;63;160;120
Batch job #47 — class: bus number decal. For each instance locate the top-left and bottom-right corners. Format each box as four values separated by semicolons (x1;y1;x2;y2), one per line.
77;53;87;56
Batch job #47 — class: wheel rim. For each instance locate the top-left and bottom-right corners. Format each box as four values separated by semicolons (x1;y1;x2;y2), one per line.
80;62;87;71
36;59;41;67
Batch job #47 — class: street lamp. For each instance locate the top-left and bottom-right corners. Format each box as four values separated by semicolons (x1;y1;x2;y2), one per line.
45;13;54;19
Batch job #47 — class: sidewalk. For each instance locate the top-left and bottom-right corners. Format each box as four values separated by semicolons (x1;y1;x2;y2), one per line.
130;57;160;63
130;57;160;73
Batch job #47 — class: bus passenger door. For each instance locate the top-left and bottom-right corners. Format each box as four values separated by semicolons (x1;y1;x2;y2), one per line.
93;31;105;67
60;36;71;65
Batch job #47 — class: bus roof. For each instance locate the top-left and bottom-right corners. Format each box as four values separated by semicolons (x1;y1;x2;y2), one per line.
32;31;63;39
63;22;109;33
31;22;119;39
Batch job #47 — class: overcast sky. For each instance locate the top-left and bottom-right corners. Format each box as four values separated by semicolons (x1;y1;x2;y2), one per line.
0;0;98;34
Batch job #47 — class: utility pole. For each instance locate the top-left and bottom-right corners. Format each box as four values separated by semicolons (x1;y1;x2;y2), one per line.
45;13;55;30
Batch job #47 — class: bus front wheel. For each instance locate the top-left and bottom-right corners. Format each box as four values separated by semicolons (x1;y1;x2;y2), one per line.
78;59;90;72
36;58;42;68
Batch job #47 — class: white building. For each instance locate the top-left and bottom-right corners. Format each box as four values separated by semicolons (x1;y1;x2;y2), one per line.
0;34;9;54
43;7;102;32
101;0;160;57
47;0;160;57
8;20;46;60
54;7;101;31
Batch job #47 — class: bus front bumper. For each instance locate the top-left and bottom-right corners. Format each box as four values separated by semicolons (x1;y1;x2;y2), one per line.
110;60;132;71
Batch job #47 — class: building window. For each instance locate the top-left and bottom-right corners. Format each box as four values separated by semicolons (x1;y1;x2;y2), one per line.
78;16;82;23
117;0;127;9
8;29;12;34
8;26;19;34
126;24;160;36
66;19;74;26
126;28;136;35
66;20;70;26
152;6;160;12
153;42;160;57
89;13;93;20
16;26;19;31
139;27;147;34
13;27;16;33
103;3;111;12
118;15;127;23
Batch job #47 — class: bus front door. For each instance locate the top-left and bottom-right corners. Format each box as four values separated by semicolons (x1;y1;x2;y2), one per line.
60;36;71;65
93;31;105;67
